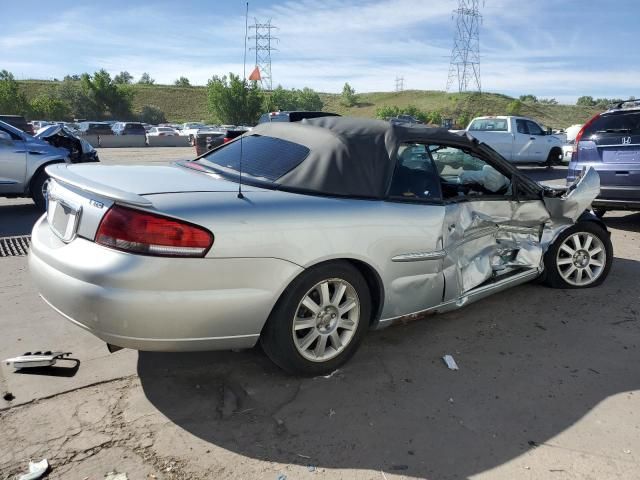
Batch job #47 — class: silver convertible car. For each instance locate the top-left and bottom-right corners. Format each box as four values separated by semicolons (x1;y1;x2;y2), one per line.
30;117;612;375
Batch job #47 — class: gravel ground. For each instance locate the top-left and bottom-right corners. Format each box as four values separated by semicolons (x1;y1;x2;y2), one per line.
0;148;638;479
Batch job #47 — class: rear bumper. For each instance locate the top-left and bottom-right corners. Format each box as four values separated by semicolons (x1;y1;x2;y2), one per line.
29;216;303;351
593;186;640;210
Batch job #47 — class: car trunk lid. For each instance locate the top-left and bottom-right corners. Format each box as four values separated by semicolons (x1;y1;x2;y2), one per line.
46;162;255;207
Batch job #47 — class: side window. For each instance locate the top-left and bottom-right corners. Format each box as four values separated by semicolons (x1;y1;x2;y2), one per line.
388;143;442;201
516;119;528;134
429;145;511;199
526;120;544;136
0;125;20;142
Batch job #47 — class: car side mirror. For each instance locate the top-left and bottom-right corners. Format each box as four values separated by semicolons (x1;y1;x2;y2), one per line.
546;127;552;135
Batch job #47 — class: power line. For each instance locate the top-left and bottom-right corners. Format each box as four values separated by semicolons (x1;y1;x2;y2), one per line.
395;76;404;92
446;0;482;93
248;19;278;91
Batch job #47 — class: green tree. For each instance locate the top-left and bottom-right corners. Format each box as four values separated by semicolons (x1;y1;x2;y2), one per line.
30;95;70;120
207;73;264;125
114;71;133;84
427;110;443;126
0;70;29;115
539;98;558;105
296;87;323;111
57;77;98;119
341;82;357;107
63;74;81;81
81;69;133;119
174;76;191;87
138;72;155;85
265;85;298;111
506;100;523;115
576;96;596;107
139;105;166;124
519;94;538;103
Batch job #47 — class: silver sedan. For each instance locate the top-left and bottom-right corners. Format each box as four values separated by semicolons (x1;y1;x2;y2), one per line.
29;117;613;375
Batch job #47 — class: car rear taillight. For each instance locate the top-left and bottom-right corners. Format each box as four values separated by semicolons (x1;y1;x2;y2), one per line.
223;137;231;143
95;205;213;257
572;113;601;161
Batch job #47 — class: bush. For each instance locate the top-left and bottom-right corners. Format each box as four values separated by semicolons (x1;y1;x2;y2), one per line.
139;105;166;124
207;73;264;125
506;100;523;115
341;82;357;107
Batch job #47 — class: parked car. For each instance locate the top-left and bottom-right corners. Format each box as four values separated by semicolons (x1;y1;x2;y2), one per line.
0;120;99;209
147;126;179;137
78;122;114;136
568;100;640;216
258;111;340;124
467;116;564;166
0;115;34;135
194;127;250;156
30;117;611;375
112;122;146;135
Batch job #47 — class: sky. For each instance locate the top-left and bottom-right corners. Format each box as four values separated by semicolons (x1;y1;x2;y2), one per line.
0;0;637;103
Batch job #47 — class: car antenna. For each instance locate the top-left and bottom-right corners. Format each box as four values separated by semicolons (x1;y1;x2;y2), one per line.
237;1;249;200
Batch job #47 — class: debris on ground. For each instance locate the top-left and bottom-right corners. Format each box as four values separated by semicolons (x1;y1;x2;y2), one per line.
328;408;336;417
442;354;459;370
17;459;49;480
307;464;316;472
276;474;287;480
104;472;129;480
3;391;15;401
5;351;72;369
318;369;340;379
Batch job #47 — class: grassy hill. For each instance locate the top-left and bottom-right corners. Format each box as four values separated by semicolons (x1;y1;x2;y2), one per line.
18;80;600;128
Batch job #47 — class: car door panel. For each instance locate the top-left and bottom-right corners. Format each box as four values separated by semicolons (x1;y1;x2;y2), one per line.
0;137;27;193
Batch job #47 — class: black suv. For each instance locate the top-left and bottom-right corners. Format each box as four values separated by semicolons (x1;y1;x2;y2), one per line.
568;99;640;216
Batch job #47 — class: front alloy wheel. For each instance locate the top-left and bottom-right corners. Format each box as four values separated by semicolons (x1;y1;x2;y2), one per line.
543;222;612;289
261;262;371;375
556;232;606;286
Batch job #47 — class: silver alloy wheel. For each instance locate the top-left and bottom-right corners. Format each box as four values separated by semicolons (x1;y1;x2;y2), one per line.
292;278;360;362
556;231;606;286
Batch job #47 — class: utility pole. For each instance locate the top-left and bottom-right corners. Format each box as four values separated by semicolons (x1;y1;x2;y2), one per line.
446;0;482;93
395;76;404;92
248;19;278;91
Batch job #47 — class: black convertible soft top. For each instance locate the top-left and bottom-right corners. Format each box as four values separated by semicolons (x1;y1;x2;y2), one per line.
250;116;483;199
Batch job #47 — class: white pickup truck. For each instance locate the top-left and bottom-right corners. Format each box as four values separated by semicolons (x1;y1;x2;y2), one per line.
466;116;564;165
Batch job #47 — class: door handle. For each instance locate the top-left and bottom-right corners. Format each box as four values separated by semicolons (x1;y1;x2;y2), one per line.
529;137;536;140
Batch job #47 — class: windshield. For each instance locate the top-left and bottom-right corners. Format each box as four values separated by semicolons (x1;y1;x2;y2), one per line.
583;111;640;136
196;134;310;182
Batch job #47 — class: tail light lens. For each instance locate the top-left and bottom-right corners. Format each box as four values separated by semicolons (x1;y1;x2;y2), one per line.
96;205;213;257
223;137;231;143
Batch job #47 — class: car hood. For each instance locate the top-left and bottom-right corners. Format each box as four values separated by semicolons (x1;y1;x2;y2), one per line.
36;125;95;154
46;163;260;207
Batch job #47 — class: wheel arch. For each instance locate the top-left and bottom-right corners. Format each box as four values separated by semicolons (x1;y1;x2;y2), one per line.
266;257;385;331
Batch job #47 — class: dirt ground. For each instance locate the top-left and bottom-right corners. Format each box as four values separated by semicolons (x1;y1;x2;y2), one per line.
0;149;639;479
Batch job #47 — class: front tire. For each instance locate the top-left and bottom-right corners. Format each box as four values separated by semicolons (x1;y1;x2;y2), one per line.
542;222;612;288
545;148;562;169
261;262;371;376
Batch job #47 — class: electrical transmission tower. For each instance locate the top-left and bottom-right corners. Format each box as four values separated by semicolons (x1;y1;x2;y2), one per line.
395;76;404;92
249;19;278;90
446;0;482;93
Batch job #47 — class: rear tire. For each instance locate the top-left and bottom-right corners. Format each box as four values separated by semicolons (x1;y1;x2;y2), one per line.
542;222;612;289
31;169;50;210
261;262;371;376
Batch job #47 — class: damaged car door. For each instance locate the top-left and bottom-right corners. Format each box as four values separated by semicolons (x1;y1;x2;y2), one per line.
427;144;550;301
